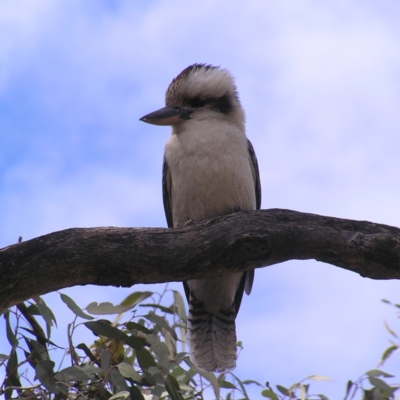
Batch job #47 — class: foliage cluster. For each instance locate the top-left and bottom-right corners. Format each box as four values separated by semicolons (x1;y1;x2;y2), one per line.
0;288;399;399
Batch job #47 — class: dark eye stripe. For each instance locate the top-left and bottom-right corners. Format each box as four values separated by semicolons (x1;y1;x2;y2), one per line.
212;93;233;114
187;93;233;115
188;97;210;108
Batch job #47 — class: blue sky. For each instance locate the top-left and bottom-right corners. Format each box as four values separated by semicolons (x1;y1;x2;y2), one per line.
1;1;400;398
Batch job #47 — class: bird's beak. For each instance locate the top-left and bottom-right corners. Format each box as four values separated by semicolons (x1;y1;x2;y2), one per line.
140;107;192;126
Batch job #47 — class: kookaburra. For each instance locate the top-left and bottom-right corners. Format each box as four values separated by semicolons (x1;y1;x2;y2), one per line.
140;64;261;372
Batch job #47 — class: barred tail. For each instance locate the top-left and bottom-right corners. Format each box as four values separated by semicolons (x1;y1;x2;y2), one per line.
186;296;237;372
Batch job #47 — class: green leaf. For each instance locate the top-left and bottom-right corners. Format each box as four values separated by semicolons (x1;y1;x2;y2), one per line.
109;368;129;392
140;303;175;314
125;334;147;350
146;366;165;396
380;345;398;364
29;340;49;362
36;304;54;338
125;321;152;335
219;380;237;389
145;313;178;340
37;297;57;327
86;302;134;315
76;343;99;363
242;379;264;387
169;365;191;384
146;334;171;370
0;353;9;361
173;291;187;352
383;320;398;338
84;321;128;341
4;312;19;348
101;349;111;374
109;391;130;400
35;360;63;394
173;290;187;320
136;347;156;370
165;374;185;400
368;376;395;393
130;385;146;400
276;384;290;396
25;304;40;314
54;366;97;382
317;395;329;400
117;362;142;382
184;358;220;399
366;369;394;378
345;380;353;399
5;349;21;395
60;293;94;320
232;373;250;398
120;291;153;307
261;389;279;400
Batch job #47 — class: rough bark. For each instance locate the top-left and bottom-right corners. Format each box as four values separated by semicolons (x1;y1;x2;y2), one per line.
0;208;399;310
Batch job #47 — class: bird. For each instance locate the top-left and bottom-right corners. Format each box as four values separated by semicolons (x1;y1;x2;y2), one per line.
140;64;261;372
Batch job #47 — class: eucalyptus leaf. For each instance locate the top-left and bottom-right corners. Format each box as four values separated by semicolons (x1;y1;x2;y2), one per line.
219;380;237;389
261;389;279;400
146;333;171;370
368;376;395;393
117;362;142;382
140;303;174;314
109;391;130;400
366;369;394;378
54;366;94;382
130;385;146;400
86;302;134;315
173;290;187;320
184;358;220;399
380;345;398;363
5;312;19;348
5;349;21;389
125;321;152;335
109;368;129;392
35;360;64;394
165;374;185;400
37;298;57;327
120;291;153;307
242;379;263;387
60;293;94;320
145;313;177;340
101;349;111;374
76;343;98;363
136;347;156;370
84;321;128;341
276;384;290;396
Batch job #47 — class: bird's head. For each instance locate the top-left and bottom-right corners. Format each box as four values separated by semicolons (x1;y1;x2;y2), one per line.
140;64;245;129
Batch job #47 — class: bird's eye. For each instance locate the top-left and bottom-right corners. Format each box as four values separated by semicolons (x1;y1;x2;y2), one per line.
188;97;209;108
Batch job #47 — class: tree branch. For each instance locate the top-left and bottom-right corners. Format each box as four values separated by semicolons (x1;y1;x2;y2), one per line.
1;208;399;310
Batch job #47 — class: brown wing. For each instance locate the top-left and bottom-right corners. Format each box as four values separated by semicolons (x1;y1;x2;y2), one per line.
162;156;173;229
163;157;191;300
234;139;262;314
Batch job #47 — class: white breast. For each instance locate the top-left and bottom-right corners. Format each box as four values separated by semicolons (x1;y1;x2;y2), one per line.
165;118;256;228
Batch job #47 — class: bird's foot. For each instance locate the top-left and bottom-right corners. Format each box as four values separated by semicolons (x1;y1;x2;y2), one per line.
185;219;195;226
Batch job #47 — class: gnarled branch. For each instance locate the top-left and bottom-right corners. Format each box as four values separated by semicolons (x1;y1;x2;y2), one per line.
0;208;399;310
